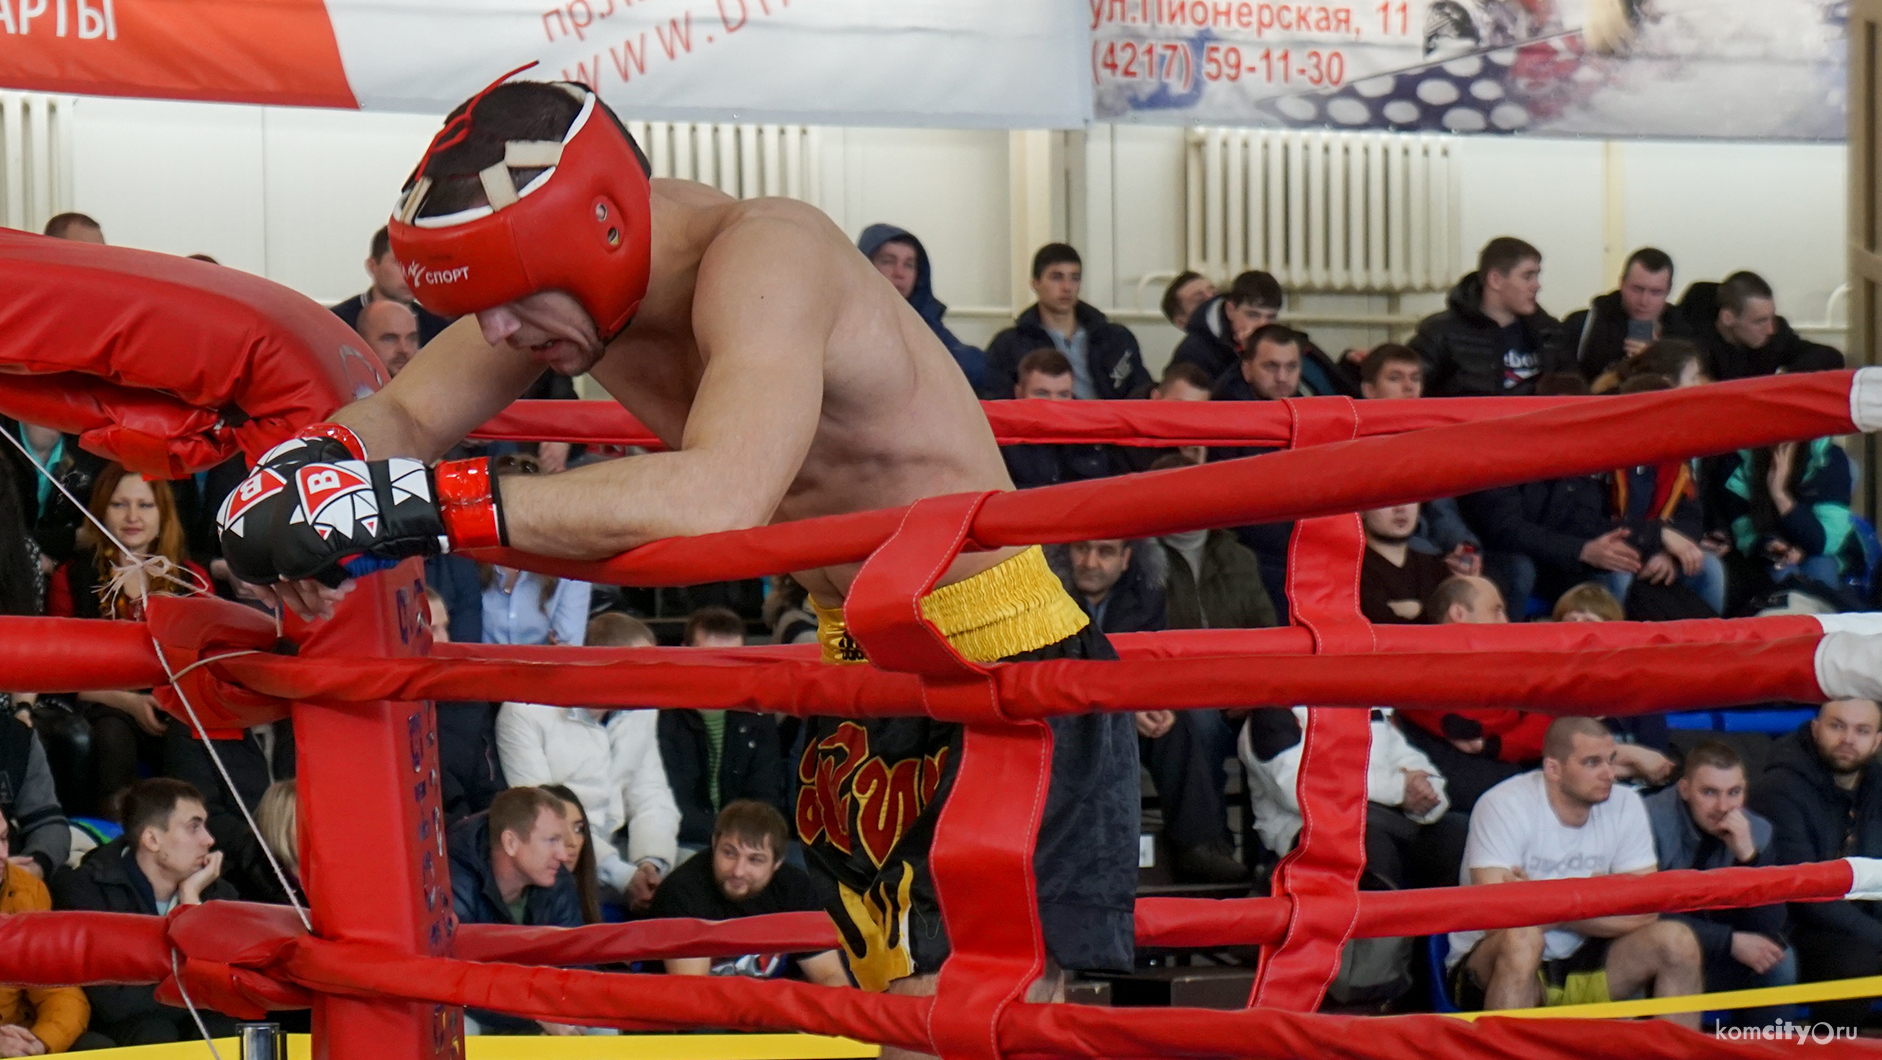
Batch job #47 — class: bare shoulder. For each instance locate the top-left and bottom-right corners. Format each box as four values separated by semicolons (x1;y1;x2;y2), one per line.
700;198;856;279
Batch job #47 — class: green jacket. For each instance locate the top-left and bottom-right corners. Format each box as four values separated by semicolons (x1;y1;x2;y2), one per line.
1161;530;1279;630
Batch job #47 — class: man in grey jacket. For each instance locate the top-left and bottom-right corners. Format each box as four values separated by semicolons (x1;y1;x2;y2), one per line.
0;716;67;879
1645;740;1794;1027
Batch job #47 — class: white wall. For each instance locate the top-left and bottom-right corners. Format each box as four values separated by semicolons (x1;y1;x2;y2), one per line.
68;94;1850;369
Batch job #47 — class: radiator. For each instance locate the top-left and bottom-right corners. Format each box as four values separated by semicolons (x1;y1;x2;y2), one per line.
1185;127;1457;292
623;122;820;203
0;93;75;235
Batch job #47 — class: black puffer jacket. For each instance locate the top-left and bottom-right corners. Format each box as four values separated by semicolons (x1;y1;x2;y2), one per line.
1748;723;1882;949
1409;272;1565;396
1170;297;1358;398
1551;289;1692;382
982;302;1150;401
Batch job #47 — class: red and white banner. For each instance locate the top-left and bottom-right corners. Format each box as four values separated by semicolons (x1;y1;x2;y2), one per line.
0;0;1090;127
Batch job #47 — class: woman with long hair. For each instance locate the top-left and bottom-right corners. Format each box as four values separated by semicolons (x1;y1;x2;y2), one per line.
46;464;207;816
541;783;603;924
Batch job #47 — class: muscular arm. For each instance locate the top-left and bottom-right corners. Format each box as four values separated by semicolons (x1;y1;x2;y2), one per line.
499;220;830;559
334;316;548;461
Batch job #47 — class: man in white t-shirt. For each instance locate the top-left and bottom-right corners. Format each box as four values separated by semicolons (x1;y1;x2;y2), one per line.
1447;716;1702;1027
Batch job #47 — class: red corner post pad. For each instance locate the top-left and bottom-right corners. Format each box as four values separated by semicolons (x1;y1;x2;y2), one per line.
145;595;291;740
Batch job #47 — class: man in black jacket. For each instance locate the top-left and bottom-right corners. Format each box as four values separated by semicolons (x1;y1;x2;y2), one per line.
1644;741;1794;1027
1749;700;1882;1028
981;244;1150;401
659;608;790;850
328;225;454;346
1681;272;1846;383
1410;237;1565;396
1050;540;1248;883
1459;474;1642;614
446;788;584;1035
51;779;238;1045
161;720;294;903
1553;247;1689;383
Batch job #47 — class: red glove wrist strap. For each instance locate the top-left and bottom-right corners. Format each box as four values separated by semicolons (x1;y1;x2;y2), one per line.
434;458;507;549
300;422;368;461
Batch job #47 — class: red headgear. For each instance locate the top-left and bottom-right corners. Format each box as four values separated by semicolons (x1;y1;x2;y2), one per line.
387;78;652;339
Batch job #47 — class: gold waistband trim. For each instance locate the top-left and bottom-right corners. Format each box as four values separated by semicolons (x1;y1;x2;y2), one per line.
813;545;1088;665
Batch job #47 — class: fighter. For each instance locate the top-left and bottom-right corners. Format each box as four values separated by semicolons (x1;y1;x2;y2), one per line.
215;76;1137;1051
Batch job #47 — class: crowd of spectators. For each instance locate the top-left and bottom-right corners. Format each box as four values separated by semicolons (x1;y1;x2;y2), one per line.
1;213;1876;1045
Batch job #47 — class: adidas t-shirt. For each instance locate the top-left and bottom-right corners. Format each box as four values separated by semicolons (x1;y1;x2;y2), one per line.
1446;770;1658;968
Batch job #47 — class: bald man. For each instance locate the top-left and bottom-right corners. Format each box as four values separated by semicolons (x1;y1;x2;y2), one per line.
355;299;421;378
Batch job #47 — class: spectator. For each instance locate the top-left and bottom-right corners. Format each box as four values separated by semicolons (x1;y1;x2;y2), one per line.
1552;582;1624;622
47;465;204;816
1593;375;1724;616
1682;271;1844;382
1644;741;1796;1027
1359;343;1424;400
1398;577;1547;812
1748;699;1882;1029
1159;270;1216;330
541;784;604;924
856;224;988;393
254;780;302;901
354;298;421;379
0;713;65;886
0;814;106;1052
1554;247;1688;384
161;717;294;904
498;612;680;912
763;578;818;646
329;225;453;346
1460;450;1641;617
1410;237;1566;396
1360;504;1457;624
428;590;507;824
2;419;103;567
658;608;790;852
1211;324;1313;617
1003;349;1125;489
446;787;583;1035
52;779;237;1045
1242;706;1465;890
982;244;1149;401
1719;439;1854;593
1152;456;1278;631
1357;346;1479;559
1050;539;1243;882
43;213;103;244
1447;718;1700;1026
1118;363;1217;471
648;800;849;986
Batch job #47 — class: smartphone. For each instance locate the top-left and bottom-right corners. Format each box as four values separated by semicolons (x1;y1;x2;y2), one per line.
1626;319;1655;344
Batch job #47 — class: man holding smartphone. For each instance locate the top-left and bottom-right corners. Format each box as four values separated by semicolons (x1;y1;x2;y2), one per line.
1554;247;1690;383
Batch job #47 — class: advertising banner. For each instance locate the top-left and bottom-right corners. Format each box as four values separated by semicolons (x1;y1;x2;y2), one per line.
1091;0;1848;139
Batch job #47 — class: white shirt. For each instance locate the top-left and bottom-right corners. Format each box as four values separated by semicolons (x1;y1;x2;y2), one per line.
1447;770;1658;968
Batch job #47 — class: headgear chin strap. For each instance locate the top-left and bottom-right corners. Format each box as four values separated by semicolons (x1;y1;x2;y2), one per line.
387;77;653;341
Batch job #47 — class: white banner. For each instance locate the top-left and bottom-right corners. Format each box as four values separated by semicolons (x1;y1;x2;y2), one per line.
329;0;1091;127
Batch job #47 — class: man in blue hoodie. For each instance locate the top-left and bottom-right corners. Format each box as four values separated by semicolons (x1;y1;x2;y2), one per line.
857;224;989;394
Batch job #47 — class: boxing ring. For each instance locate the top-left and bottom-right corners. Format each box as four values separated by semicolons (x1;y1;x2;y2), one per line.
6;231;1882;1059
